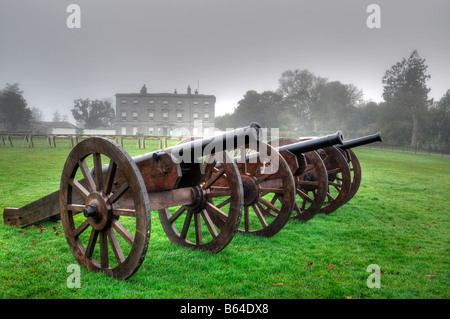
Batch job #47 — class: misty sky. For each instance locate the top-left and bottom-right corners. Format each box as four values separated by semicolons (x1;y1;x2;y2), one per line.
1;0;449;122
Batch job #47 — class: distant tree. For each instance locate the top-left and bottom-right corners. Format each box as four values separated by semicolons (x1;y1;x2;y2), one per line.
31;107;44;121
52;110;62;122
277;69;327;130
381;50;431;145
71;98;115;129
0;82;32;131
427;89;450;145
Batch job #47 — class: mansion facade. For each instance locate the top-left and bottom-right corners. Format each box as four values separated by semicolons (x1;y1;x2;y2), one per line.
115;84;216;137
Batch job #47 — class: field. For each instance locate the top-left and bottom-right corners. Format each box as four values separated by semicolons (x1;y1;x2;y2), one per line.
0;138;449;300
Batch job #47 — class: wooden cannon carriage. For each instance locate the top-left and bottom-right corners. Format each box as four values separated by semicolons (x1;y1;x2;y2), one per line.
268;132;382;222
3;122;346;280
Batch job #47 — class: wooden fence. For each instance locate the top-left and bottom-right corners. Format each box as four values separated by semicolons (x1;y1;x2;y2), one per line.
0;133;184;149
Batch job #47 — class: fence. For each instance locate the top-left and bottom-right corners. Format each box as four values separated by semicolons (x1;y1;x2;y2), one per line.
0;133;184;150
361;141;450;157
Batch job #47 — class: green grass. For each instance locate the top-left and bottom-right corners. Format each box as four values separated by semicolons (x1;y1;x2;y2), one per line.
0;139;449;299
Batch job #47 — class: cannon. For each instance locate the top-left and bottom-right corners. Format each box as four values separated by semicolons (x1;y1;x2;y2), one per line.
3;123;264;279
336;132;382;203
208;131;345;235
269;132;382;221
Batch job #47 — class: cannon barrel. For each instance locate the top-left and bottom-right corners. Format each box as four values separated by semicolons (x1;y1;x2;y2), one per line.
132;122;261;164
339;132;382;150
277;131;344;155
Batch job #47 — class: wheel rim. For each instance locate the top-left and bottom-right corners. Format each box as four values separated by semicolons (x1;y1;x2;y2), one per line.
60;137;151;280
340;148;362;203
317;146;351;214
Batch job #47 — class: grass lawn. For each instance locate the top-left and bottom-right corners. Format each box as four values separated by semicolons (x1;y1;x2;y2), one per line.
0;138;449;299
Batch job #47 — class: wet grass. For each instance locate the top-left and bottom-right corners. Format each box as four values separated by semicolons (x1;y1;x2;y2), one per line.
0;140;449;299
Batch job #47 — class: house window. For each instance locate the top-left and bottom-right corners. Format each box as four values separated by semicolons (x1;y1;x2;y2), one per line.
148;111;154;121
121;99;127;104
121;127;126;135
204;101;210;106
193;101;198;106
177;112;183;121
204;113;209;121
132;112;138;121
133;100;138;105
162;112;169;121
121;112;127;121
132;127;138;135
163;100;168;105
203;127;210;136
193;113;199;120
148;100;154;105
148;127;154;135
192;127;199;136
177;101;183;105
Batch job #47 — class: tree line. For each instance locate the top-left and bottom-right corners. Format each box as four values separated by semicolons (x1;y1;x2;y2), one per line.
0;84;115;132
216;50;449;147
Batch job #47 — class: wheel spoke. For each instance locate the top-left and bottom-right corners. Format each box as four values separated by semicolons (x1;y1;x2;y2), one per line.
258;197;280;214
205;202;229;222
180;211;193;240
207;186;231;197
194;213;202;245
253;204;269;228
112;208;136;217
204;166;225;189
99;230;109;268
68;204;86;215
111;219;134;246
93;153;104;192
73;219;90;238
244;206;250;232
69;178;90;199
85;228;99;258
296;188;314;202
107;227;125;265
78;159;96;192
168;206;186;224
103;159;117;195
108;182;129;204
201;209;218;238
215;197;231;209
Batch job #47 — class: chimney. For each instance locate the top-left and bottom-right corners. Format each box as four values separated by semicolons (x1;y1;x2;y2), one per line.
140;84;147;94
187;85;191;95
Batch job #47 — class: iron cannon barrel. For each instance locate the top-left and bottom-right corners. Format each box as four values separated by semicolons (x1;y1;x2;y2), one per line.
133;122;262;164
339;132;382;150
277;131;344;155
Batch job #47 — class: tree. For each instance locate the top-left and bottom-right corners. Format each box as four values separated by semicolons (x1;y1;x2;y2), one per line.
31;107;44;121
71;98;115;129
427;89;450;145
277;69;327;130
52;110;62;122
381;50;431;145
0;82;32;131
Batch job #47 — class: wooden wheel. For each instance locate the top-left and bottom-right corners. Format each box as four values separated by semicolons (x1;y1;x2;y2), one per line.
316;146;351;214
158;150;243;253
60;137;151;280
229;141;296;237
339;148;362;203
269;138;328;222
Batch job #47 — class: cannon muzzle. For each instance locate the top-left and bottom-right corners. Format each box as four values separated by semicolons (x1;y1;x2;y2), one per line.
340;132;382;150
277;131;344;155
